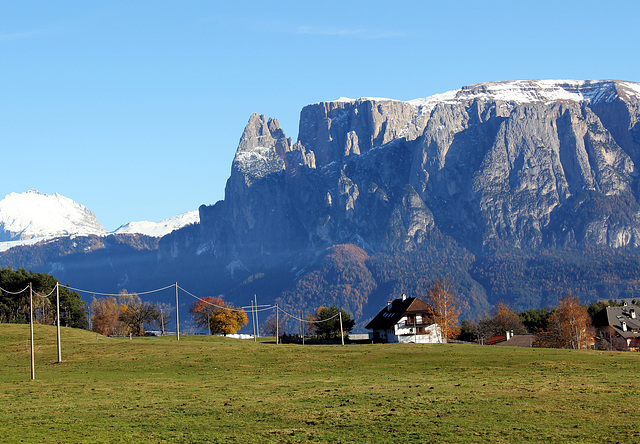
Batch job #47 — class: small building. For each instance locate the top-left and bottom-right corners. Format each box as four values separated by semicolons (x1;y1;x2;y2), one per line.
365;294;442;343
485;331;535;347
593;304;640;351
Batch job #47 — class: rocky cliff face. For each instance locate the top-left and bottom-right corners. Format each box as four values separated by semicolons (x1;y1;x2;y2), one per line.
5;80;640;326
164;80;640;275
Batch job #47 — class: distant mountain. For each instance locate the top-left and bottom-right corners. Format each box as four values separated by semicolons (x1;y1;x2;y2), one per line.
3;80;640;331
0;190;107;251
0;190;198;254
161;79;640;322
112;211;200;238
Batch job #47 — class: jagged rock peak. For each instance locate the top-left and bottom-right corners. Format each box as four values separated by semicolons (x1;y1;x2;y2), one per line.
230;114;293;186
235;113;291;157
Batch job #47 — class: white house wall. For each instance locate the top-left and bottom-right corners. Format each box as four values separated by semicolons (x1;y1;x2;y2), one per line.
369;323;442;343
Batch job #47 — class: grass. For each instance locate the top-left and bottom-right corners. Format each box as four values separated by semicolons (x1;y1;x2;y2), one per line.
1;325;639;443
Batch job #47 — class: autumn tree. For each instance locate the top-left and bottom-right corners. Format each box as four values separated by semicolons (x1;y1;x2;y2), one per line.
90;291;163;337
478;302;527;339
90;297;123;336
308;306;355;339
548;294;593;349
119;300;162;336
189;297;248;335
428;278;462;343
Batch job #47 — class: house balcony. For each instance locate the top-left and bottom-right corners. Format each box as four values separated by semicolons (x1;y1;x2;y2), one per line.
398;321;431;329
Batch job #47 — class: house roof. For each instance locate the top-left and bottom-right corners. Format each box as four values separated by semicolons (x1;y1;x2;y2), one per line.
593;305;640;339
484;335;507;345
495;334;535;347
365;296;433;330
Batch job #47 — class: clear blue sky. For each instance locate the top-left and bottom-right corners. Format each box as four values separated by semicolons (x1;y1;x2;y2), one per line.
2;0;639;230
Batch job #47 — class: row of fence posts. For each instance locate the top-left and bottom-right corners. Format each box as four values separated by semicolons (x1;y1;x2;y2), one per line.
26;282;345;380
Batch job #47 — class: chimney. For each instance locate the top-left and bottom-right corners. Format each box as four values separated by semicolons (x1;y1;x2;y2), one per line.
506;331;511;340
622;321;628;332
402;293;407;301
387;301;392;311
631;309;636;319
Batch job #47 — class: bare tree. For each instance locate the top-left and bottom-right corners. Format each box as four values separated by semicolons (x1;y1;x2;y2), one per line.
261;312;287;337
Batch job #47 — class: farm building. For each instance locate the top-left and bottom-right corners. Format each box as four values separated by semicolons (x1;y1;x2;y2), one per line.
366;295;442;343
593;304;640;351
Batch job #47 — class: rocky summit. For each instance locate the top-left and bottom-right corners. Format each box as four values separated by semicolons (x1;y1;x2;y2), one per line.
5;80;640;327
167;80;640;259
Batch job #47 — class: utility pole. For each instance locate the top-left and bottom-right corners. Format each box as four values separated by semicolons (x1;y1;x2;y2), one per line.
339;311;344;346
301;310;305;345
56;283;62;363
254;294;259;339
276;303;279;345
88;299;92;331
175;283;180;341
29;283;35;380
251;299;256;341
160;308;165;336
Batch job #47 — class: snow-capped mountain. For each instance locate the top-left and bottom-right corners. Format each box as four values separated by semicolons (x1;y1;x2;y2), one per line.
0;190;199;252
0;190;107;244
112;211;199;238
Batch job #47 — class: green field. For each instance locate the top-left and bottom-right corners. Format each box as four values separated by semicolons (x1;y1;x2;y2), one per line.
1;325;638;443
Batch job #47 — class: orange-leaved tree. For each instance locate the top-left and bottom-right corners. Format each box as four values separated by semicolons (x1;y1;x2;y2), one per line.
90;296;125;336
189;296;248;335
548;293;593;349
428;278;462;343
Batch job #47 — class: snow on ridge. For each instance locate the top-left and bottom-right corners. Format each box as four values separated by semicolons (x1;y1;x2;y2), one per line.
233;145;285;179
409;79;640;109
111;210;200;238
315;96;401;105
0;189;107;242
317;80;640;111
233;146;273;163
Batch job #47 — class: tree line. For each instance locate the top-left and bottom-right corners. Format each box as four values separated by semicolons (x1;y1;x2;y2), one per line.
0;268;86;328
455;293;613;349
89;291;172;336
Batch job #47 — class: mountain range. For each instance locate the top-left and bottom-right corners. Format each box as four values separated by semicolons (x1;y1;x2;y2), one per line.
0;189;198;251
3;79;640;331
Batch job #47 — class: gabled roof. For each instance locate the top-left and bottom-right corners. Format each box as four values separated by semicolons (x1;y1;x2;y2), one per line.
484;335;507;345
495;334;535;347
593;305;640;339
365;297;433;330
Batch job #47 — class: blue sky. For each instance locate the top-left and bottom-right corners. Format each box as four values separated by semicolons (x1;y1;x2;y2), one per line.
2;0;639;230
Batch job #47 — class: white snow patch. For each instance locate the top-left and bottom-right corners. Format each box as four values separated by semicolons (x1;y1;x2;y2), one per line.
408;80;640;110
0;236;50;252
0;190;107;245
233;146;284;179
112;210;199;238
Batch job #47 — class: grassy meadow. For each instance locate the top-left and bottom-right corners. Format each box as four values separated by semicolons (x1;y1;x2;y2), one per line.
1;324;639;443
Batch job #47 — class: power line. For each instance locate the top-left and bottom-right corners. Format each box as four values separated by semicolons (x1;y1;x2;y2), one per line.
177;285;274;313
0;285;30;295
33;286;57;298
62;283;175;297
278;306;341;324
